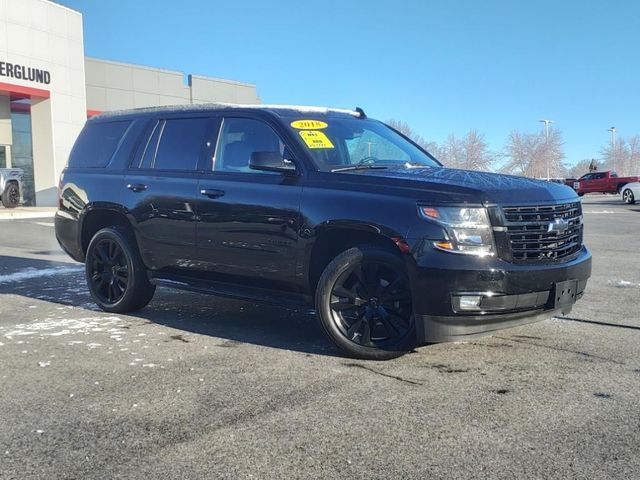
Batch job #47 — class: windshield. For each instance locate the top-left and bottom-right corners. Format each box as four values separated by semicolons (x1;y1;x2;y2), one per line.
286;117;440;172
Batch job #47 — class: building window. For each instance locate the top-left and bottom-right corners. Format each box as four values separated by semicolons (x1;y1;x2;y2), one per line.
11;102;35;206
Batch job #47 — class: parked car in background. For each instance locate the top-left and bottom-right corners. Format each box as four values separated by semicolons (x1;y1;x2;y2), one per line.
571;171;640;196
621;182;640;204
0;168;23;208
55;104;592;360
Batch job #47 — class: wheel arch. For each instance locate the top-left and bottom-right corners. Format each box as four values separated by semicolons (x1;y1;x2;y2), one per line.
305;221;410;299
78;203;135;258
1;179;19;193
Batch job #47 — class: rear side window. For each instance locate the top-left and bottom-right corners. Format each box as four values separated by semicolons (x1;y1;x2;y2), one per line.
153;118;209;171
68;121;131;168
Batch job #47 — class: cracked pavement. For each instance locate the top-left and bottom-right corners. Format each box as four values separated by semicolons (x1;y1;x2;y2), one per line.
1;195;639;479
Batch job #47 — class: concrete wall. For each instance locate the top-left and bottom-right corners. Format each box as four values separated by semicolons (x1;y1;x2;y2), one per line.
86;58;260;112
0;0;86;206
190;75;260;104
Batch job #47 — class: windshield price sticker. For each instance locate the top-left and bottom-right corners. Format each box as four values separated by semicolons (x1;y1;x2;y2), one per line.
299;130;334;149
290;120;328;130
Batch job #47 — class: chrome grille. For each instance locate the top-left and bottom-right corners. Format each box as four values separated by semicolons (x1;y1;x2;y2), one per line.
501;202;583;263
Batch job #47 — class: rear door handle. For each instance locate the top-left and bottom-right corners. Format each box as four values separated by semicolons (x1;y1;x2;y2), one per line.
126;183;148;192
200;189;225;199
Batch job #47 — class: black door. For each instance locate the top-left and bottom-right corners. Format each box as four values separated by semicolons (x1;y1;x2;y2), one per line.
196;116;303;290
122;116;215;271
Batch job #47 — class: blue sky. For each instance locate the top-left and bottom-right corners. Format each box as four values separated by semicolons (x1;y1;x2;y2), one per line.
59;0;640;165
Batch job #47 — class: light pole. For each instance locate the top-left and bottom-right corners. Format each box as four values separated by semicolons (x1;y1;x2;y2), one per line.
608;127;617;172
539;119;553;179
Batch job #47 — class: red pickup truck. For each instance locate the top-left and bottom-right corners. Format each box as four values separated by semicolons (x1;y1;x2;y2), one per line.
571;171;640;196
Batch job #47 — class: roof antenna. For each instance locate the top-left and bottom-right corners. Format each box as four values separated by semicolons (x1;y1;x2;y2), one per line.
355;106;366;118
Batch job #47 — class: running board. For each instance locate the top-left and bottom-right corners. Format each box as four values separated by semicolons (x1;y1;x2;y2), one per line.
149;273;310;307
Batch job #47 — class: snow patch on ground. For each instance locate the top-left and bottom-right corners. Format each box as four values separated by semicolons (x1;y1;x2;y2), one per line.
608;279;640;289
2;316;124;339
0;266;83;284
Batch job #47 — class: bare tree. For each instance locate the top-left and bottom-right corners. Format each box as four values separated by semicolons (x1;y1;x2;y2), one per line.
385;119;440;157
501;128;566;178
628;136;640;175
437;132;495;171
566;159;594;178
461;130;494;171
601;135;640;176
501;130;536;176
438;133;464;169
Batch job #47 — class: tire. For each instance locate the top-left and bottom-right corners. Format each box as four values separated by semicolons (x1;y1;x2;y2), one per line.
622;188;635;204
578;193;584;197
315;245;416;360
1;182;20;208
85;227;155;313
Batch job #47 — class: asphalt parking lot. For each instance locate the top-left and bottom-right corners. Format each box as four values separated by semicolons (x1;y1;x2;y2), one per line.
1;195;639;480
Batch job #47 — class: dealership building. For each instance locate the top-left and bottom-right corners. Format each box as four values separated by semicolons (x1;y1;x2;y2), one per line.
0;0;260;206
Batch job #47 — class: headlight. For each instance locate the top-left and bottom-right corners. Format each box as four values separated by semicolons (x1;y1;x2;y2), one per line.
419;206;495;256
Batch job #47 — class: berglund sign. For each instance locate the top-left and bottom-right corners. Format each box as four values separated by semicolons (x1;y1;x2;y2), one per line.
0;61;51;85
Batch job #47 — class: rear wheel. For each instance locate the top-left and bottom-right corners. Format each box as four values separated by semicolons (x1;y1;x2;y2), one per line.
85;227;155;313
1;183;20;208
315;245;415;360
623;188;635;204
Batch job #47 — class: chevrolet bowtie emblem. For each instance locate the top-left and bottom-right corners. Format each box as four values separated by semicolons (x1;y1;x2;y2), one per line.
547;218;570;234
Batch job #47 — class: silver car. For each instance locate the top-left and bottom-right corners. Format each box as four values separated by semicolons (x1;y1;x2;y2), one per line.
621;182;640;204
0;168;23;208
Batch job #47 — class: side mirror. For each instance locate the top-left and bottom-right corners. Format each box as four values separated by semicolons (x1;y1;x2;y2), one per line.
249;151;297;175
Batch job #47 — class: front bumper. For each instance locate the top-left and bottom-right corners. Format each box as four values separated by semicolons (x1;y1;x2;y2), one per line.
406;242;592;343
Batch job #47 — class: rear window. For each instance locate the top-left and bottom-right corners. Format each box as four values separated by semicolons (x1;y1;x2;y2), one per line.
68;121;131;168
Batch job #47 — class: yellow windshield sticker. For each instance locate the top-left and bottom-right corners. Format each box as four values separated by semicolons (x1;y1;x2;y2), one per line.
299;130;334;149
290;119;328;130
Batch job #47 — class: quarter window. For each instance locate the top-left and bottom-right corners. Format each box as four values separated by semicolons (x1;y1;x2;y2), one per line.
68;121;131;168
153;118;209;171
214;118;283;173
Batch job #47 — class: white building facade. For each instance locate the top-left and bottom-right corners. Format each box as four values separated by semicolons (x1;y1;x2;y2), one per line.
0;0;259;206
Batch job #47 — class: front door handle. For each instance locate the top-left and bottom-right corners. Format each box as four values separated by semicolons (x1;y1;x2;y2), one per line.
200;189;225;199
126;183;148;192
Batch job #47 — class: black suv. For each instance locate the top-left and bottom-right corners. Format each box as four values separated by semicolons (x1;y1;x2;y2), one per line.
55;104;591;360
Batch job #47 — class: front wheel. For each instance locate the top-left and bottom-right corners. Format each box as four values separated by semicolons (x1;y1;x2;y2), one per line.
1;183;20;208
315;245;416;360
623;188;635;204
85;227;155;313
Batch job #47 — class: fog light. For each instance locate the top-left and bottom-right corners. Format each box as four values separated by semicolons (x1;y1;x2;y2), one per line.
458;295;482;311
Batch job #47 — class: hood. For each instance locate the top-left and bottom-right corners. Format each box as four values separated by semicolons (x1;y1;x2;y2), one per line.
349;166;578;205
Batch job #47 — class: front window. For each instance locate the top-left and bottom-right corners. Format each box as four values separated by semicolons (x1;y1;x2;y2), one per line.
214;117;284;174
286;117;439;172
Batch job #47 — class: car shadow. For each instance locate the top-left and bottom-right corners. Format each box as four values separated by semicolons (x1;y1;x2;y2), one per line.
0;255;342;358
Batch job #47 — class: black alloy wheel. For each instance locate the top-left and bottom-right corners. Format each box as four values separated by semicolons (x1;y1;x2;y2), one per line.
330;261;413;348
1;183;20;208
316;245;416;360
89;238;129;304
85;227;155;313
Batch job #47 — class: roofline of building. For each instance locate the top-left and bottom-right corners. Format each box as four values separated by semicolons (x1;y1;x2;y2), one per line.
85;57;256;88
48;0;83;17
